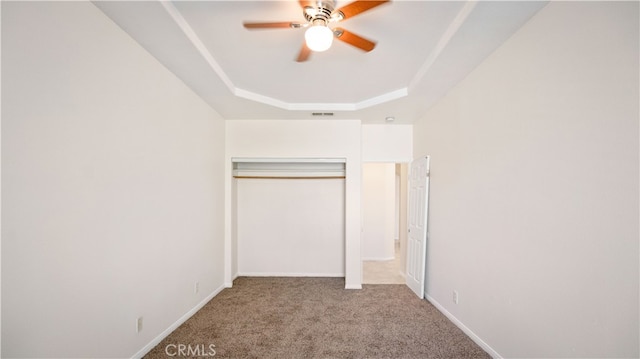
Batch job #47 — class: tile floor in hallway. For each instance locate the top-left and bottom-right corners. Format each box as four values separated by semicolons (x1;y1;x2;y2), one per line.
362;242;405;284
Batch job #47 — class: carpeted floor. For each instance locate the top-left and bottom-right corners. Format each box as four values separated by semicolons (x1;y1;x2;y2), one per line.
144;277;490;358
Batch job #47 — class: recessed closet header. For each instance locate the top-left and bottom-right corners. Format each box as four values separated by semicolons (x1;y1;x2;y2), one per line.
232;158;346;179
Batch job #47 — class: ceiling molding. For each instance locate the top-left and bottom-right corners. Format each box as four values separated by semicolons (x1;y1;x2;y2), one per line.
408;0;478;92
235;87;408;111
161;0;414;112
353;88;408;110
117;0;548;122
160;1;234;93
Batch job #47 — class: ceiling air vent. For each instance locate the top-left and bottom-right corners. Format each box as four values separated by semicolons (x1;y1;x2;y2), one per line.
311;112;334;116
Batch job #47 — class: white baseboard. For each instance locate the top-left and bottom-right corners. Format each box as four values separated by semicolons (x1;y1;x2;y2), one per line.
131;284;226;359
362;256;395;261
237;272;345;277
224;272;239;288
425;294;502;359
237;272;357;289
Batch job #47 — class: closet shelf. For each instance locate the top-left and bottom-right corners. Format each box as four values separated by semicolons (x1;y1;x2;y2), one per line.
232;158;346;179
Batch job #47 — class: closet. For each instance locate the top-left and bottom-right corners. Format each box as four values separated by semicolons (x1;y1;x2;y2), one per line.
233;158;346;276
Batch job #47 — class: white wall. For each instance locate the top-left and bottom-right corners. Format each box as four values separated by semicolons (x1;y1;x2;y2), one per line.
226;120;362;288
414;2;639;358
237;178;345;275
1;3;4;353
362;163;395;260
362;124;413;163
1;2;226;357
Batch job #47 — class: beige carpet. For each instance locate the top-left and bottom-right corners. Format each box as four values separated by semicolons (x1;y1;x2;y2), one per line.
144;277;490;358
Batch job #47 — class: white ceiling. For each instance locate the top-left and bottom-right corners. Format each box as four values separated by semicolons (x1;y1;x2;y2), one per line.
94;0;548;124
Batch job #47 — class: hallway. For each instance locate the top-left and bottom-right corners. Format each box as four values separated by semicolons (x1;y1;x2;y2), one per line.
363;242;404;284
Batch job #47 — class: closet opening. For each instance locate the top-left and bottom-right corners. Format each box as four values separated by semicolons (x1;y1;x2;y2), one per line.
231;158;346;278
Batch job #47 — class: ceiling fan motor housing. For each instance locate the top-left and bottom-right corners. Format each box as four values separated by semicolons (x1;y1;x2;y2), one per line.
303;0;339;24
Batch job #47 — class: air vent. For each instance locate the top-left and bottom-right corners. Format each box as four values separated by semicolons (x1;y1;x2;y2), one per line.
311;112;334;116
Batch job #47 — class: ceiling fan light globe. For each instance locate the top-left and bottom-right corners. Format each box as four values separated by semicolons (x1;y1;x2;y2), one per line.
305;25;333;52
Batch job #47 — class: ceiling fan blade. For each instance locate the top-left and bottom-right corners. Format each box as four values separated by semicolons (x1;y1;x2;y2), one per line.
299;0;314;8
243;22;301;29
296;43;312;62
334;0;390;20
334;27;376;52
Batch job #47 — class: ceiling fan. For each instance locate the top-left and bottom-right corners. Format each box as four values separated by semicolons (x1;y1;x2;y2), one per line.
243;0;390;62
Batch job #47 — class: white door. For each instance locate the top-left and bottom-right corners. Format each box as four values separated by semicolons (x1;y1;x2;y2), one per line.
406;156;430;298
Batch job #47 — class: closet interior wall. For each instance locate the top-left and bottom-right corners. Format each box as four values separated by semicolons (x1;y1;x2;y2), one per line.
233;159;346;277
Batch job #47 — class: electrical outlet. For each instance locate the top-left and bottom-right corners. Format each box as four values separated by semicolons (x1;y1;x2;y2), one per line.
194;281;199;294
453;290;459;304
136;316;143;333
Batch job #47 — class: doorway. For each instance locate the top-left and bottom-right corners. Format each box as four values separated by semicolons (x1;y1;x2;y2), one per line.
362;163;409;284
